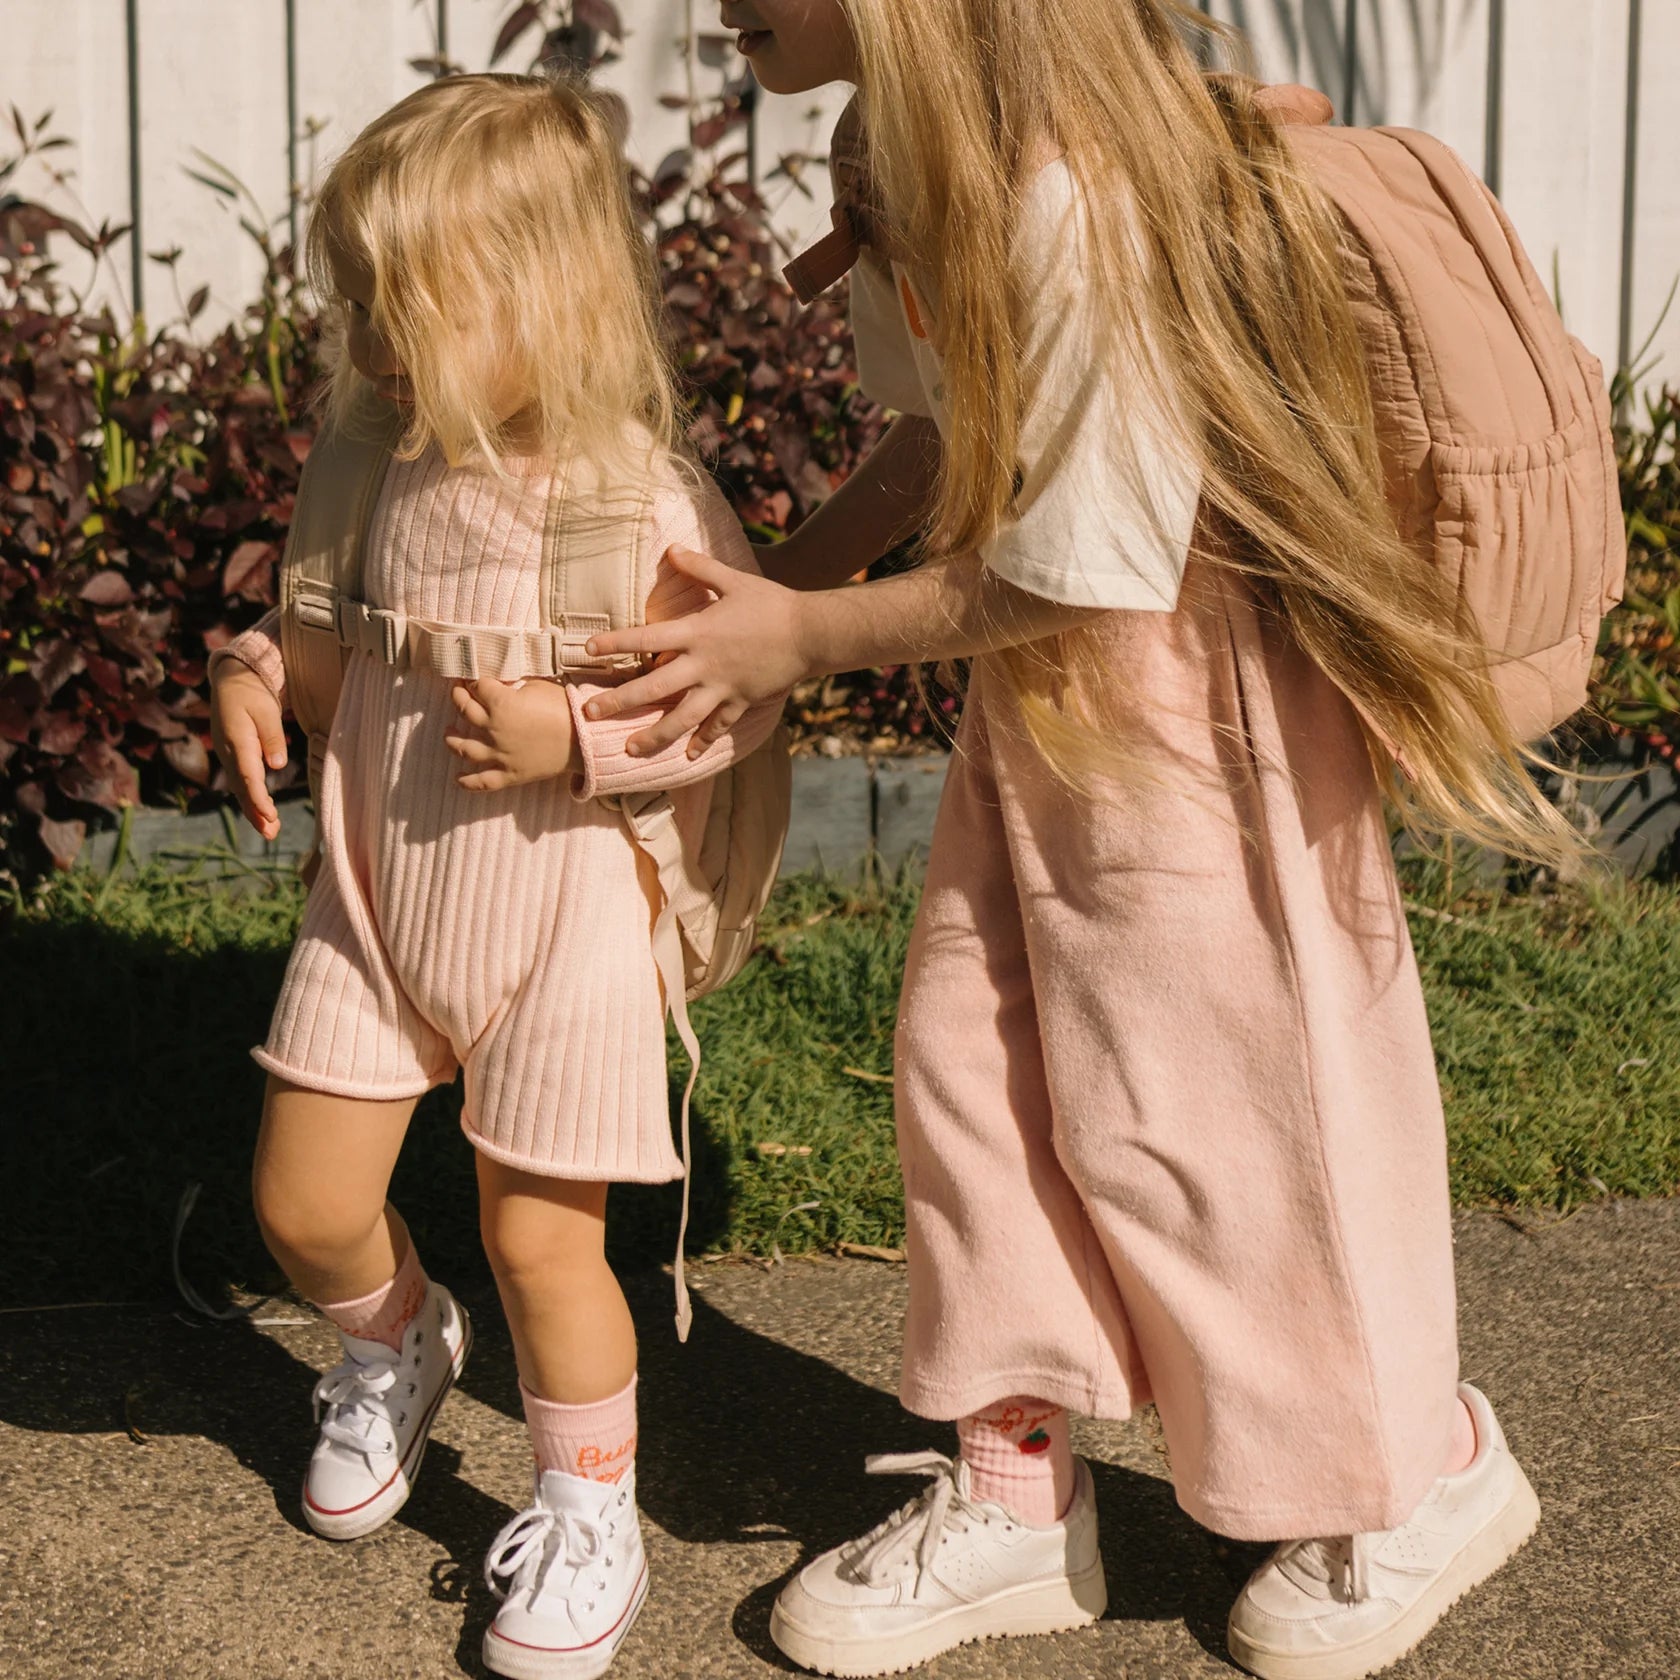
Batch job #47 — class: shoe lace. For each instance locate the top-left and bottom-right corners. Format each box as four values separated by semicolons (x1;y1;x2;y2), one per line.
312;1352;402;1459
851;1450;988;1589
483;1500;611;1609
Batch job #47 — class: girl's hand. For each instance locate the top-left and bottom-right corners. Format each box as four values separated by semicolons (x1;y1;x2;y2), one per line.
446;678;579;791
209;664;287;842
583;546;807;759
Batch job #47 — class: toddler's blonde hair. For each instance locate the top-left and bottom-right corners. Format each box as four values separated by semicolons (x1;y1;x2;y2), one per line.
846;0;1583;865
307;73;678;472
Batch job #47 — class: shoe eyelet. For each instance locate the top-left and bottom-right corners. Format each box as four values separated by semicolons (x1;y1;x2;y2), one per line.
408;1383;417;1396
399;1413;408;1426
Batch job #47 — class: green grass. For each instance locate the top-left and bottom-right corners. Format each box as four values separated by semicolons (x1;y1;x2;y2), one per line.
2;854;1676;1311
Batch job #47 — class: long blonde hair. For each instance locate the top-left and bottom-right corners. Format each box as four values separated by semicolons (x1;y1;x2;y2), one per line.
846;0;1581;863
307;73;678;472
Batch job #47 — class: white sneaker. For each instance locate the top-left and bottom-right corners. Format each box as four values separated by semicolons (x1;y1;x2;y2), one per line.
769;1451;1107;1678
1226;1384;1540;1680
301;1281;472;1541
482;1466;649;1680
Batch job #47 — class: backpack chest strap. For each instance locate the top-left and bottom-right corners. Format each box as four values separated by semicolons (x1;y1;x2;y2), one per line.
327;596;641;681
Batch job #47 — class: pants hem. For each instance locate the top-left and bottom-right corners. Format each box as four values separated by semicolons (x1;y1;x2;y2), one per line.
899;1367;1139;1426
1175;1461;1442;1543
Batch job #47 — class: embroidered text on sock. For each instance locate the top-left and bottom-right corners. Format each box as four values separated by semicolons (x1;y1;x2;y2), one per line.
521;1374;638;1483
314;1239;430;1353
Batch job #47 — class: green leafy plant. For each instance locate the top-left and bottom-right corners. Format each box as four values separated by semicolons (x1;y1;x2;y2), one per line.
1592;382;1680;760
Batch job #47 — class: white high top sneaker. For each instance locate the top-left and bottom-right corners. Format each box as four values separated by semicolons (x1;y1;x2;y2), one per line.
302;1281;471;1541
482;1466;649;1680
769;1451;1107;1678
1226;1384;1540;1680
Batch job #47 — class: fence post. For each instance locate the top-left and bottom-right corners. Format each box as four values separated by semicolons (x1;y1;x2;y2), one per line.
125;0;143;316
1618;0;1644;391
1484;0;1505;195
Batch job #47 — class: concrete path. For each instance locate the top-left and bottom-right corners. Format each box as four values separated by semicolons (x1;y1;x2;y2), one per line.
3;1203;1677;1680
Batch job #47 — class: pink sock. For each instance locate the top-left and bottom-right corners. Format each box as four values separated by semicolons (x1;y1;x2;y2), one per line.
1442;1394;1478;1476
314;1240;429;1353
522;1375;638;1483
957;1396;1076;1526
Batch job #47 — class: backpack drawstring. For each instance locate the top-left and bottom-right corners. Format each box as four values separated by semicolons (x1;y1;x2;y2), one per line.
618;790;703;1342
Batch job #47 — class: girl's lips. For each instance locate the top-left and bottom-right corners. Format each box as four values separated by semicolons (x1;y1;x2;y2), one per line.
736;28;771;54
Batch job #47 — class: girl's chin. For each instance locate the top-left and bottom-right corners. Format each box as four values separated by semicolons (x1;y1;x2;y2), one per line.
742;48;829;96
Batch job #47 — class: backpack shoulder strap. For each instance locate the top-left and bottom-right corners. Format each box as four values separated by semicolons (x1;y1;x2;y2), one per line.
541;446;658;645
278;389;403;742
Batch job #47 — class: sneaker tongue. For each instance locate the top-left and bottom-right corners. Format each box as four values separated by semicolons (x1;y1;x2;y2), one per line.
537;1468;620;1518
339;1331;399;1367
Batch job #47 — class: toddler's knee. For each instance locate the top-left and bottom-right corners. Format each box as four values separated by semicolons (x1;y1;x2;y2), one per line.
251;1169;382;1275
479;1201;601;1300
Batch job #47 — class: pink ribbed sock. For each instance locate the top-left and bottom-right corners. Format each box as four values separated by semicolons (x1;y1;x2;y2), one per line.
958;1396;1077;1526
522;1375;638;1483
314;1240;429;1353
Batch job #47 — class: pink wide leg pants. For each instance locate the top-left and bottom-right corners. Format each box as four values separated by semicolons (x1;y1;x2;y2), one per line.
894;562;1460;1540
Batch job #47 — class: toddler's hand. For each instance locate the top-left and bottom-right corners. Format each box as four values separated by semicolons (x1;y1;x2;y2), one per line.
209;663;286;841
446;678;578;792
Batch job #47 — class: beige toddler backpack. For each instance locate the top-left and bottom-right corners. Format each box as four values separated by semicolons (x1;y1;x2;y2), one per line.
789;86;1627;748
277;395;791;1336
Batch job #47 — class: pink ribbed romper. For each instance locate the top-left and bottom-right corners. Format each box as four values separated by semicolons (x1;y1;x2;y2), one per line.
216;447;780;1182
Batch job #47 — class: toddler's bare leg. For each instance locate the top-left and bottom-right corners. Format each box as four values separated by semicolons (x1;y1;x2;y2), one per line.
476;1155;635;1402
252;1074;418;1303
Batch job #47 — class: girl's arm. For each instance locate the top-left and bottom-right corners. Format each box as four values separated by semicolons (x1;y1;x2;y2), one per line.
208;606;289;839
447;497;789;796
760;414;942;591
563;491;790;791
580;546;1106;757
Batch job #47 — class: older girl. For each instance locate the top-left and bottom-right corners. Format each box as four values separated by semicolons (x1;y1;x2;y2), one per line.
582;4;1561;1676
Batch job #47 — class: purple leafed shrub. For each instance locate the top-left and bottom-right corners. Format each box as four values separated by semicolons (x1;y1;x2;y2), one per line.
0;130;321;876
0;74;940;881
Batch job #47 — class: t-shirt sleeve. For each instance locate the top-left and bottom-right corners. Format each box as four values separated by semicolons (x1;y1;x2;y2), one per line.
979;171;1202;613
850;254;936;419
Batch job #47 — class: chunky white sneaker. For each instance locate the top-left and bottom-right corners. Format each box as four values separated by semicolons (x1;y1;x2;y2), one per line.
301;1281;471;1541
1226;1384;1540;1680
769;1451;1107;1678
482;1466;649;1680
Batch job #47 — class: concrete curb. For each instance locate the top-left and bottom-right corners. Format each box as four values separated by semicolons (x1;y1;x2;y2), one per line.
70;741;1680;882
77;755;956;882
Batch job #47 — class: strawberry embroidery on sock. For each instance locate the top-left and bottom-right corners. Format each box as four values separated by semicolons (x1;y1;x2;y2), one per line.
1019;1428;1052;1455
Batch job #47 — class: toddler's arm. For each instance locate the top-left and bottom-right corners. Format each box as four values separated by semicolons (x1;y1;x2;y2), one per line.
208;606;289;839
208;606;288;712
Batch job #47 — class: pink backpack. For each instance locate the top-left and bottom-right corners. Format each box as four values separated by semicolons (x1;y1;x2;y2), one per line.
788;86;1627;746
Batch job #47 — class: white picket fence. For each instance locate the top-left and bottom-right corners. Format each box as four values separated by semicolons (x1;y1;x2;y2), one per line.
2;0;1677;392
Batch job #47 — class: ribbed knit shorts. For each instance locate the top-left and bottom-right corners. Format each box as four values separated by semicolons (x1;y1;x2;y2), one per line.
252;660;683;1184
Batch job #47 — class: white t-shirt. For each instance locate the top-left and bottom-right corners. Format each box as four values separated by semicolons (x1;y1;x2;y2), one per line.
849;162;1202;612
